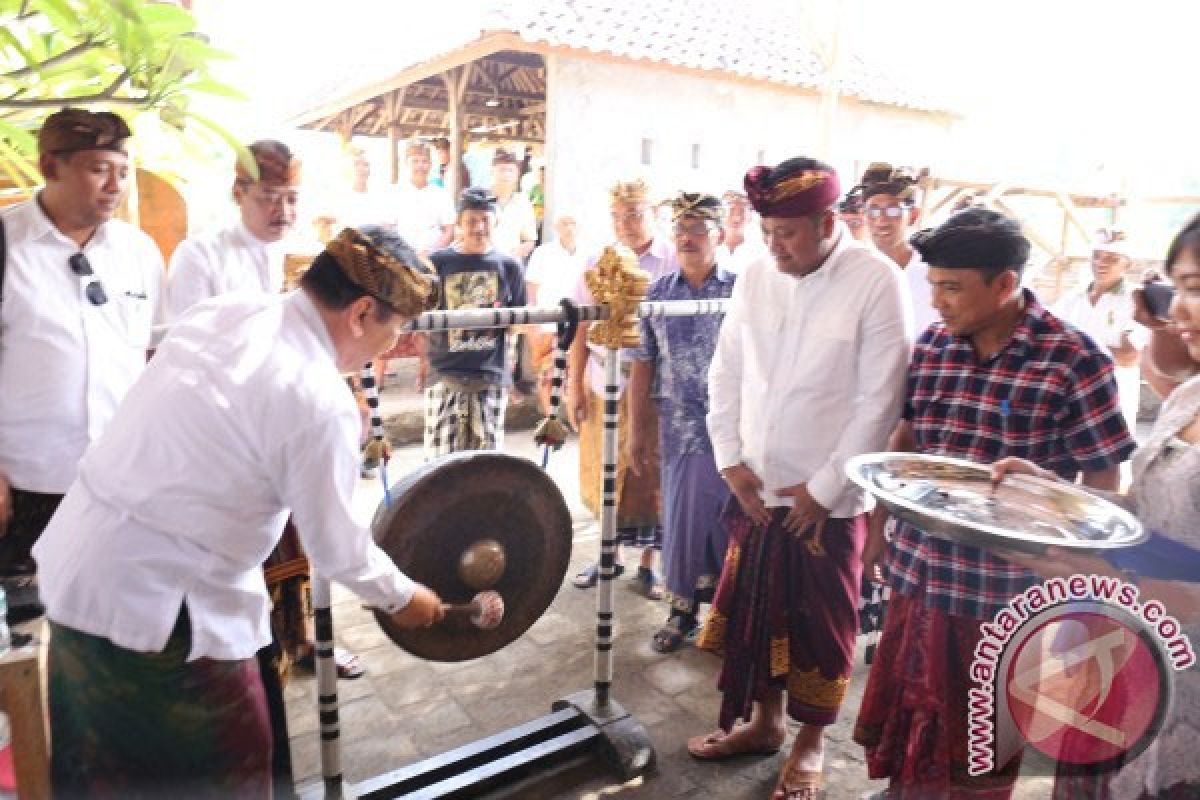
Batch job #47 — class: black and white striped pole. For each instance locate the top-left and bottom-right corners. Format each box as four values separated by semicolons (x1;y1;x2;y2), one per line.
311;574;343;798
310;292;729;796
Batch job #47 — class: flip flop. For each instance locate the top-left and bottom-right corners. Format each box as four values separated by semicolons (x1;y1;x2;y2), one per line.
773;768;823;800
632;566;663;600
333;647;366;680
651;614;698;653
686;729;782;761
571;563;624;589
295;646;366;680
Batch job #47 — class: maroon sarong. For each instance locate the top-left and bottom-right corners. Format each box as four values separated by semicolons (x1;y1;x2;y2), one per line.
853;591;1021;798
697;504;864;729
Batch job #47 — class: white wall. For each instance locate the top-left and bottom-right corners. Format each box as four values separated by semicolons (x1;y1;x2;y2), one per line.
543;53;954;246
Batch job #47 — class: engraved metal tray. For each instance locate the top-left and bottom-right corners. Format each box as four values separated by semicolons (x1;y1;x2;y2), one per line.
845;453;1145;555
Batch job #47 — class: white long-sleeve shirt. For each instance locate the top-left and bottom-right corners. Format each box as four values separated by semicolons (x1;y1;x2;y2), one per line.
0;197;164;493
33;291;416;661
166;221;286;320
706;231;912;516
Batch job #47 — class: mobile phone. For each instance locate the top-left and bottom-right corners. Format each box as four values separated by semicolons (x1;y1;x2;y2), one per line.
1142;282;1175;320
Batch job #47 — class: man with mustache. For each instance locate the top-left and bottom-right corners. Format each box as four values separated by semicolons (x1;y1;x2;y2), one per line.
627;192;736;652
0;108;164;624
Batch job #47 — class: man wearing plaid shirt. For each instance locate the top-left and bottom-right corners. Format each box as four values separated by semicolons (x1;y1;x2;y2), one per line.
854;209;1136;799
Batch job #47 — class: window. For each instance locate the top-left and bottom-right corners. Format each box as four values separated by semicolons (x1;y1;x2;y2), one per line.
641;138;654;166
756;148;766;164
691;143;701;169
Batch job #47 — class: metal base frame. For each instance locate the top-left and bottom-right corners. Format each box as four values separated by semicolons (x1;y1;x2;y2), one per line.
299;690;652;799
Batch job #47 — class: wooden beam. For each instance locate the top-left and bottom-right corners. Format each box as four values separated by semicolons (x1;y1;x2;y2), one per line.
927;187;964;218
992;196;1058;256
289;31;529;126
1053;190;1095;246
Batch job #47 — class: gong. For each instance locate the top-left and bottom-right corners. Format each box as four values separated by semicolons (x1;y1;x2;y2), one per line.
372;451;573;661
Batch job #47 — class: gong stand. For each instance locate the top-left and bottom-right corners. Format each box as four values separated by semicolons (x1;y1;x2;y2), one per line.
305;294;729;799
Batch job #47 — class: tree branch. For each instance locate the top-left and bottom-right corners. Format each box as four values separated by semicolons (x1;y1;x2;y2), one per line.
2;40;97;80
0;69;142;110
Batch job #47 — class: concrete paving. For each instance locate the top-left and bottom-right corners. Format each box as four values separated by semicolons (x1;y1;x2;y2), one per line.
287;378;1059;799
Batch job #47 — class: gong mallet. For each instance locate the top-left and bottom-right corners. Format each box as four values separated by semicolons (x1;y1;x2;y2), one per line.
440;590;505;630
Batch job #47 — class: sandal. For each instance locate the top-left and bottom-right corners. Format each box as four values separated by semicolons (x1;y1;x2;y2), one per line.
294;646;366;680
632;566;663;600
651;614;698;653
686;727;782;761
571;562;624;589
773;768;823;800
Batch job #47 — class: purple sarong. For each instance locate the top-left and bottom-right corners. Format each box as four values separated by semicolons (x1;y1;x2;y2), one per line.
660;451;730;613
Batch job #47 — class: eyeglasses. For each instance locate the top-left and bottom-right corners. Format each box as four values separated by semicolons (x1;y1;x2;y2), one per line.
68;253;108;306
610;210;647;223
866;206;908;219
672;222;715;238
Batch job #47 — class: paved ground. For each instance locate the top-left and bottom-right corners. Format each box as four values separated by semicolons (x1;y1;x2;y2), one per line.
286;376;1062;799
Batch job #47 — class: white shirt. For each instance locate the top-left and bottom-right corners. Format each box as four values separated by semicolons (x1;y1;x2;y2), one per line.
898;250;939;339
391;181;455;255
718;233;768;275
33;292;416;661
706;232;912;516
1053;281;1148;426
526;239;586;331
337;187;397;230
1052;282;1149;354
492;192;537;258
572;237;680;396
0;198;165;493
166;222;285;320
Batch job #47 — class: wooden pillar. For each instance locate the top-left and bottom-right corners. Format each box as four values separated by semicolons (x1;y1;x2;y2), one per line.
441;65;470;199
389;124;400;185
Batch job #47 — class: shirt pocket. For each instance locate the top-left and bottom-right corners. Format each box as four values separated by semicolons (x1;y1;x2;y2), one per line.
788;310;857;390
106;279;155;348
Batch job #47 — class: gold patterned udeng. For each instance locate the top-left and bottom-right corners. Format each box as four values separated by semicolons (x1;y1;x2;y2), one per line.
325;228;438;317
768;170;828;202
585;245;649;349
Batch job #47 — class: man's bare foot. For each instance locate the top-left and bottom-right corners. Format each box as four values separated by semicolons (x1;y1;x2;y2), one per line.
686;722;786;761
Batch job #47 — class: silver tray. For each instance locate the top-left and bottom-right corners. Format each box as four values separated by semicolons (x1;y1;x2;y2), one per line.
845;453;1145;555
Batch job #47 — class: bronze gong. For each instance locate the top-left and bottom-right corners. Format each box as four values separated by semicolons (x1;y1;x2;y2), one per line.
372;451;573;661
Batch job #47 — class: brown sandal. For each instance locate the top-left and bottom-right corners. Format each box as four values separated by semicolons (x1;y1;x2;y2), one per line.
773;768;823;800
686;728;782;761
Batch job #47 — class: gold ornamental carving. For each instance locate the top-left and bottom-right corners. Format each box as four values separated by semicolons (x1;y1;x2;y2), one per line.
584;245;650;349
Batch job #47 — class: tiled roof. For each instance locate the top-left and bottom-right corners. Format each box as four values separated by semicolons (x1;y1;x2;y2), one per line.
489;0;944;112
287;0;948;124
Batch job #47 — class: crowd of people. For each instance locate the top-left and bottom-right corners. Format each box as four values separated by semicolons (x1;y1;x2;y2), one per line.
0;107;1197;799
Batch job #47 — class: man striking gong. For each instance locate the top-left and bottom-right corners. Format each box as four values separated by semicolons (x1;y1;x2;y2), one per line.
34;227;446;798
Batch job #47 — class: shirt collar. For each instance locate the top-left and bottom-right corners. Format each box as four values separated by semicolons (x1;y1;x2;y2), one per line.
1087;278;1127;296
955;288;1042;359
233;220;278;252
667;263;733;291
289;290;338;363
18;192;112;249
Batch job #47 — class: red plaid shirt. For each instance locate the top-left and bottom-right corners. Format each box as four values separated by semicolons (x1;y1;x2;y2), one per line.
886;291;1137;619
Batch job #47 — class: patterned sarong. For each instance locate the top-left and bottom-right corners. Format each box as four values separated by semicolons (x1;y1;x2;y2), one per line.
698;505;864;729
0;488;63;573
423;379;507;458
853;591;1021;798
0;488;62;618
660;452;729;614
578;390;660;534
48;610;272;799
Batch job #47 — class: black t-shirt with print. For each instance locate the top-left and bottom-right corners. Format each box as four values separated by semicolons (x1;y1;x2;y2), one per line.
426;247;526;385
